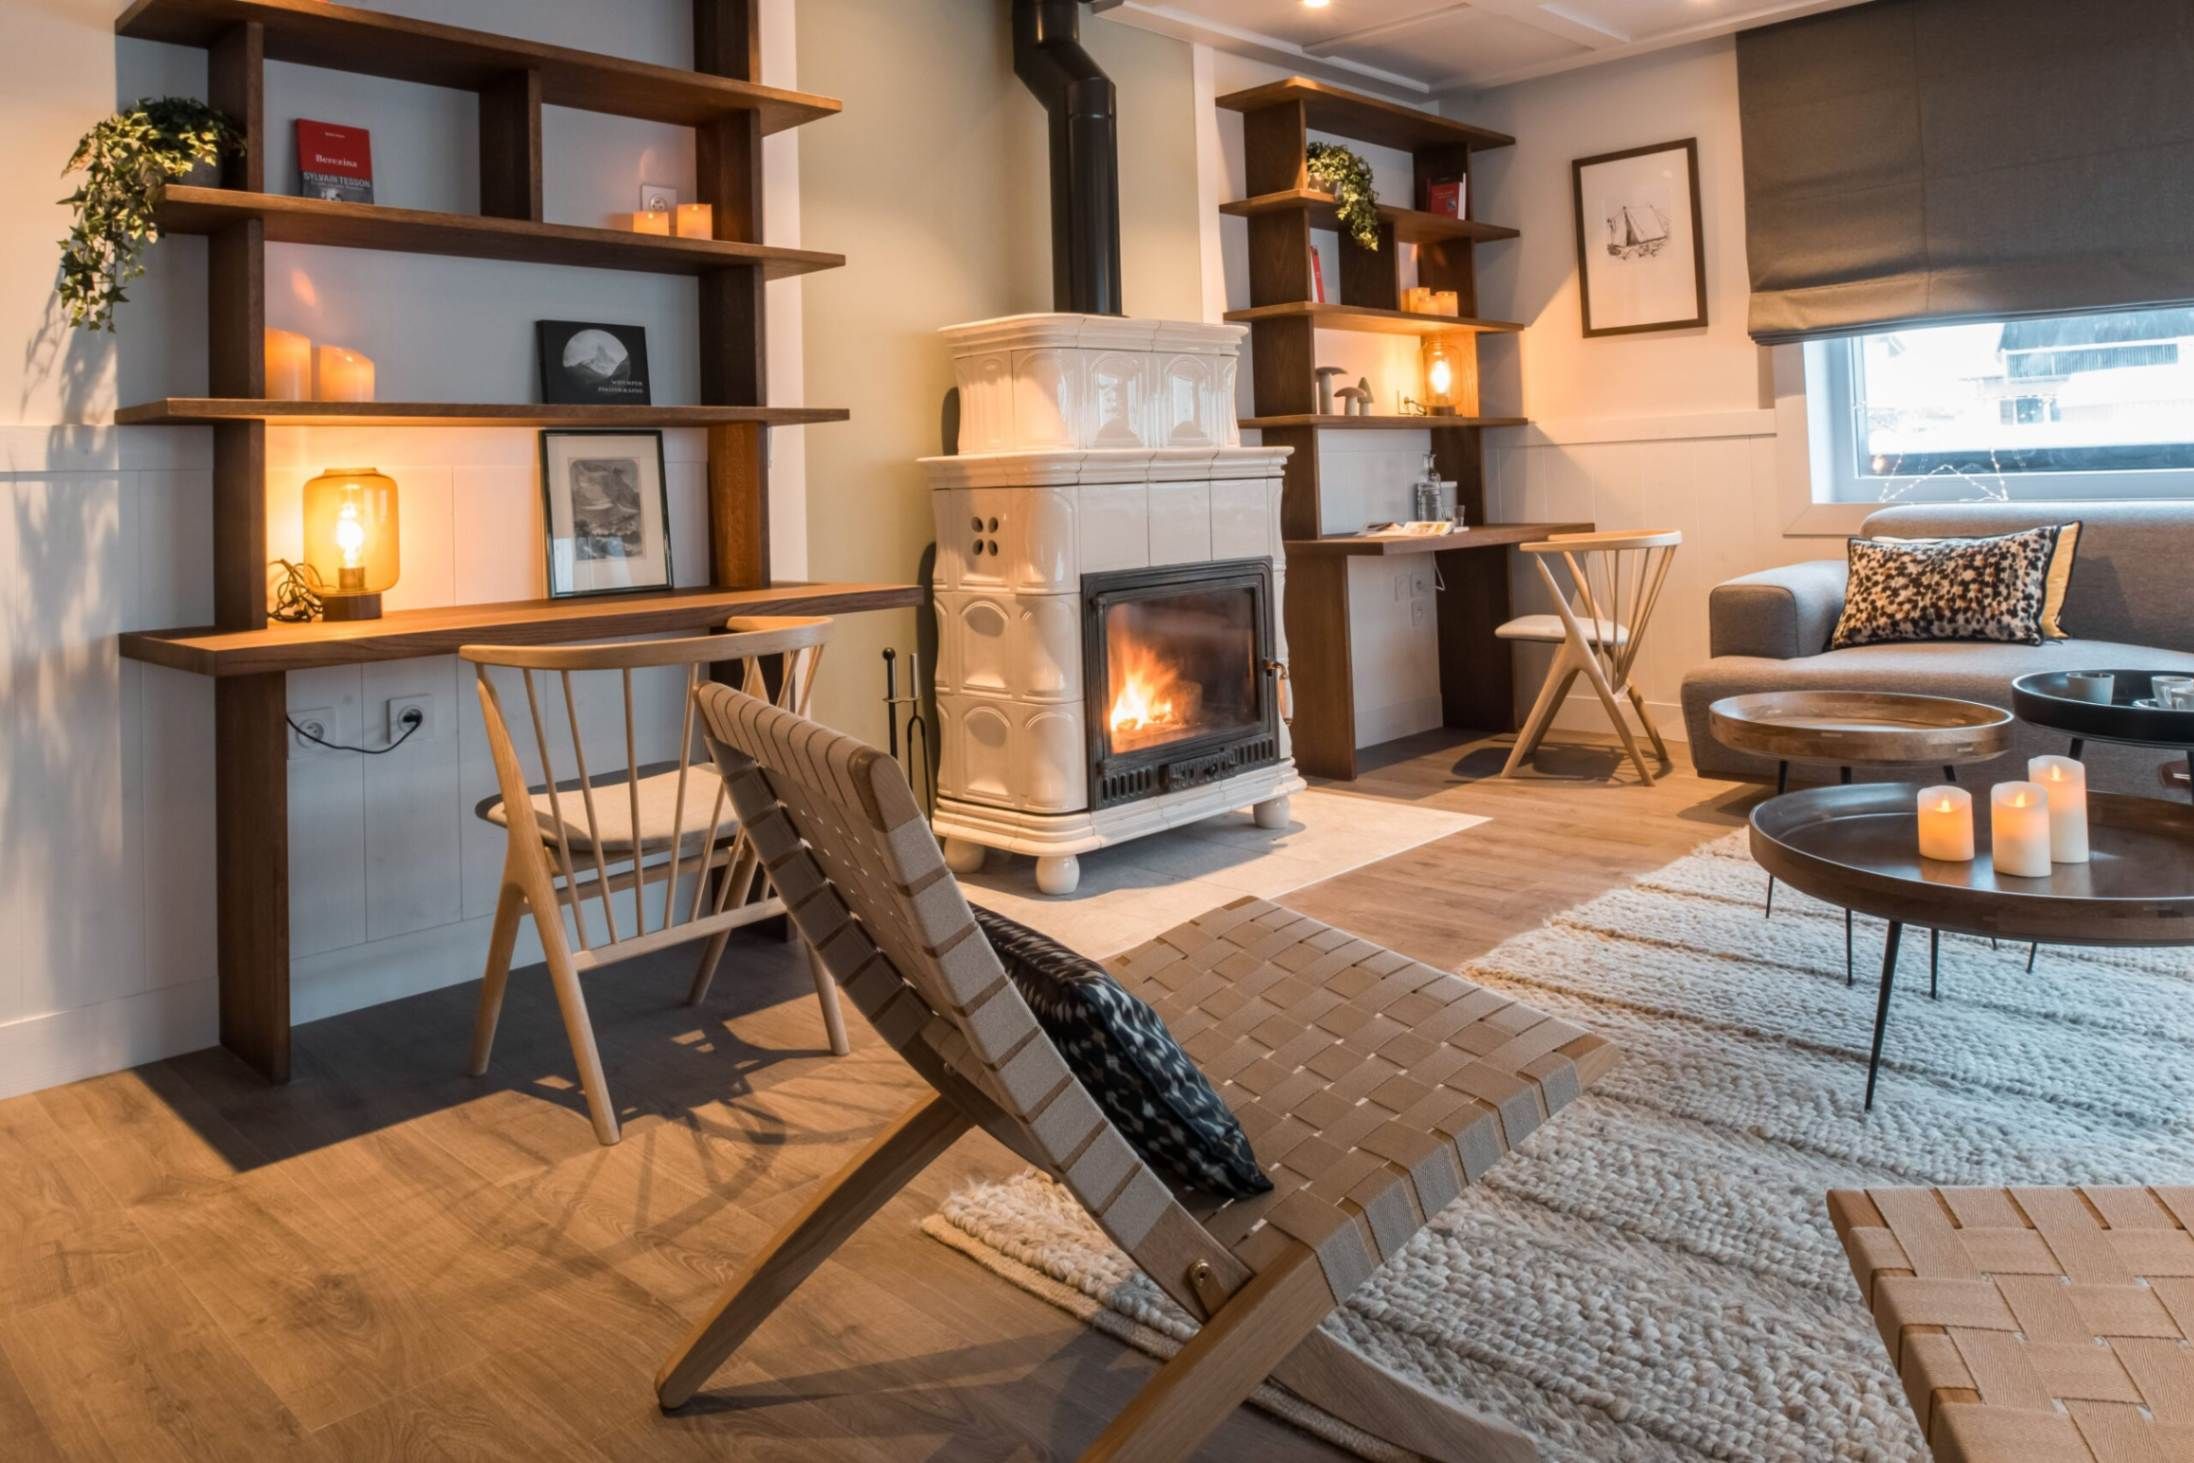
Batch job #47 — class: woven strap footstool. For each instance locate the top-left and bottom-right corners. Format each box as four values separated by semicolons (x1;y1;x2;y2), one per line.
1829;1185;2194;1462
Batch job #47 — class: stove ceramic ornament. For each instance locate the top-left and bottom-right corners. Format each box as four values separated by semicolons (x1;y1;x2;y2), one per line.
921;313;1303;895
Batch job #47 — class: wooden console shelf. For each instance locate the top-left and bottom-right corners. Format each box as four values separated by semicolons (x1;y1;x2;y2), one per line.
1243;413;1526;432
1217;77;1513;153
1225;301;1522;336
116;398;850;429
156;188;845;278
1220;191;1518;245
1286;522;1591;557
121;583;922;677
116;0;838;131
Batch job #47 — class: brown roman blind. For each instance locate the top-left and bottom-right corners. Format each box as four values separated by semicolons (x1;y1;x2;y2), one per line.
1737;0;2194;344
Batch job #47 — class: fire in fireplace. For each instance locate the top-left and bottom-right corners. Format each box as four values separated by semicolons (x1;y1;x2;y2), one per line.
1084;560;1281;810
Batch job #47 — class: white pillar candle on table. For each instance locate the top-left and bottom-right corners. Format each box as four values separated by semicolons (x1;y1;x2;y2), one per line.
1990;781;2053;878
1916;785;1974;861
313;346;375;402
265;329;312;400
2028;755;2090;863
674;202;714;239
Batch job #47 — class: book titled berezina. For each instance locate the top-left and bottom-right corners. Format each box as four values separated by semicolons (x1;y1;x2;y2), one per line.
296;119;373;204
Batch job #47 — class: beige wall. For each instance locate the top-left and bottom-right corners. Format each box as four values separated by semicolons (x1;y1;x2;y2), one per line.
796;0;1205;747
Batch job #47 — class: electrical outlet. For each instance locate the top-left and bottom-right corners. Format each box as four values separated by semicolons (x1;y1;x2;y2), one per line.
1410;600;1427;628
1410;570;1430;597
1392;570;1408;602
385;696;432;747
290;705;337;760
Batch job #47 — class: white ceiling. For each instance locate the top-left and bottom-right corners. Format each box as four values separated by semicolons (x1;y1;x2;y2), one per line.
1092;0;1875;97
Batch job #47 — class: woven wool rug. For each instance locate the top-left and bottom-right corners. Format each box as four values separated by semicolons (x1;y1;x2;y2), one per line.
923;829;2194;1461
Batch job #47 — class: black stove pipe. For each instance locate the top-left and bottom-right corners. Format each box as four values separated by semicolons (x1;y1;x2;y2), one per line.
1012;0;1124;316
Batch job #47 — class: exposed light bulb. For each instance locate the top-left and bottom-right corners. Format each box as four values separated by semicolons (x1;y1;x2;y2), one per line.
335;501;366;568
1302;0;1331;8
1428;355;1453;394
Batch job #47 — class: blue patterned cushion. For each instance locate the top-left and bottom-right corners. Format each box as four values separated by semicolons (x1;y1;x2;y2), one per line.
973;907;1270;1199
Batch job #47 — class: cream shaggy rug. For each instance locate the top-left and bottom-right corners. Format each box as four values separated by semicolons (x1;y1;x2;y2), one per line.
925;829;2194;1461
958;788;1486;957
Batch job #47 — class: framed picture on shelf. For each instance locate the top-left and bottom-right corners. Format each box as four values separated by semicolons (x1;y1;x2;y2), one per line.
536;319;652;405
540;430;673;598
1571;138;1706;337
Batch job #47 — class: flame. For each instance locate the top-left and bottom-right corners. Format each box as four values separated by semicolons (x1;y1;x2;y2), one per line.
1109;639;1189;743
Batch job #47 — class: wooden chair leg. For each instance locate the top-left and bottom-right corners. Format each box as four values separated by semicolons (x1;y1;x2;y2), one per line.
519;864;620;1146
1272;1330;1536;1463
1574;646;1655;786
1627;683;1670;763
657;1093;969;1408
1083;1245;1333;1463
1501;646;1577;778
468;876;527;1076
808;945;851;1056
685;929;733;1007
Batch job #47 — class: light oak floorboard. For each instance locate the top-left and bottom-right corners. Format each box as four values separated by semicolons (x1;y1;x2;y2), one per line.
0;731;1751;1459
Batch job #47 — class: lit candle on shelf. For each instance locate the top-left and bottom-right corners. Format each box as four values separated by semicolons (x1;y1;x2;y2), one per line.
630;209;672;236
265;329;312;400
2029;754;2090;863
1916;785;1974;862
313;345;375;403
674;202;714;239
1990;781;2053;878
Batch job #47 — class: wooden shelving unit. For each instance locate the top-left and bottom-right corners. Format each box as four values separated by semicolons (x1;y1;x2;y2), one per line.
116;0;882;1084
1216;74;1542;780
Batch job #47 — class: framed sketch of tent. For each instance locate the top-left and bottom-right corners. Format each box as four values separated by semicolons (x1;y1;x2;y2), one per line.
1572;138;1706;336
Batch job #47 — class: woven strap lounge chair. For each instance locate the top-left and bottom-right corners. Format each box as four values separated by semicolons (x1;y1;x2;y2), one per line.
1833;1185;2194;1462
657;684;1618;1461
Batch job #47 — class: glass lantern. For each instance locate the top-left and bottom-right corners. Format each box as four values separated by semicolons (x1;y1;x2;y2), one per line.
302;466;399;621
1420;335;1471;417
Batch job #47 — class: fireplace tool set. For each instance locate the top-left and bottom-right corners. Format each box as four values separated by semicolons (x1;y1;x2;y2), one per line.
881;648;935;812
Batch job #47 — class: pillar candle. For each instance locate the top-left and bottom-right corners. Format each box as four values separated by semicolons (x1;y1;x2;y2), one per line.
674;202;714;239
2029;754;2090;863
630;209;672;236
1990;781;2053;878
314;345;375;403
1916;785;1974;862
265;329;312;401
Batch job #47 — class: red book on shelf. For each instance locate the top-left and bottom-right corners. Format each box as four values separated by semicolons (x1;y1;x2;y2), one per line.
1426;178;1465;219
1310;247;1327;304
296;120;374;204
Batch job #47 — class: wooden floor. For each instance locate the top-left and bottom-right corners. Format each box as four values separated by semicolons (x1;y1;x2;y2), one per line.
0;731;1760;1461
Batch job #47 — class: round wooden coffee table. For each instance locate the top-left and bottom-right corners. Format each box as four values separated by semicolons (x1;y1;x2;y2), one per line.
1751;784;2194;1110
1710;691;2016;979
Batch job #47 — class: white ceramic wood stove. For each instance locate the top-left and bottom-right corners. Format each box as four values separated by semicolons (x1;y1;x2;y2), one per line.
922;313;1304;895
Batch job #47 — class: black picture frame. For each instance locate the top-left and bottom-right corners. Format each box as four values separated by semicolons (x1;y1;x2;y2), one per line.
1571;138;1708;338
536;319;653;405
539;429;674;599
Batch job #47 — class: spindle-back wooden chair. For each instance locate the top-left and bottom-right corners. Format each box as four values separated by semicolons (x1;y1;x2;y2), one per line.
462;615;839;1146
656;683;1617;1461
1499;528;1681;785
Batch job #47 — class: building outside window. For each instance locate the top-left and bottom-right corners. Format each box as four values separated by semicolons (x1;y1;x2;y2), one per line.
1811;304;2194;503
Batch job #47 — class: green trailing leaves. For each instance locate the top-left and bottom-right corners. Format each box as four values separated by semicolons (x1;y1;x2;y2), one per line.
58;97;239;332
1305;141;1379;252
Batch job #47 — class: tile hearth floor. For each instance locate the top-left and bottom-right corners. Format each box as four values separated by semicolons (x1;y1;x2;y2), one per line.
0;731;1752;1461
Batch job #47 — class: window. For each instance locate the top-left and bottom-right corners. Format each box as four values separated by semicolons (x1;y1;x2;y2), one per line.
1811;305;2194;502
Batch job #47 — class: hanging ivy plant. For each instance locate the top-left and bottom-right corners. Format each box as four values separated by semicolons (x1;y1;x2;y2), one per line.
57;98;240;332
1306;141;1379;252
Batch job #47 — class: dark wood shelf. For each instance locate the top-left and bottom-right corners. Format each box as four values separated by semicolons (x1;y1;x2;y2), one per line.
1217;78;1512;153
1285;522;1591;558
155;188;844;279
1224;302;1522;337
116;0;839;132
114;398;849;429
1220;190;1518;245
1243;413;1527;431
121;582;923;677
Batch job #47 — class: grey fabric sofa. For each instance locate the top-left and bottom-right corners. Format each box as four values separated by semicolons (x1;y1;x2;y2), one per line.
1680;502;2194;794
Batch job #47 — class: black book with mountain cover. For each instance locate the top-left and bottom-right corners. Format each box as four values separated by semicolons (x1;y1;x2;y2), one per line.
536;321;653;406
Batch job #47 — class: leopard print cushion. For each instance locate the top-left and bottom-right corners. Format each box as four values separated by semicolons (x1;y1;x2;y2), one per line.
973;906;1271;1198
1830;526;2064;650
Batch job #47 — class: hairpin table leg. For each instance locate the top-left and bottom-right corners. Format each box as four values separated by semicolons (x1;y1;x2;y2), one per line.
1929;928;1939;1000
1864;921;1903;1112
